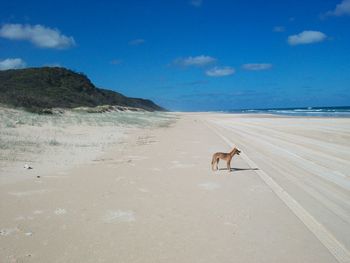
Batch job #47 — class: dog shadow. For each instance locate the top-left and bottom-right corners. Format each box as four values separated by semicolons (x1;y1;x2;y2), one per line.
218;167;259;172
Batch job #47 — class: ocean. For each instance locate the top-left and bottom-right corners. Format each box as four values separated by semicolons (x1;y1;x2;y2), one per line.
226;106;350;117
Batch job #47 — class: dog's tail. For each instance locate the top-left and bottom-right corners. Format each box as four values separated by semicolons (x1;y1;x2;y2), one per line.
211;154;218;171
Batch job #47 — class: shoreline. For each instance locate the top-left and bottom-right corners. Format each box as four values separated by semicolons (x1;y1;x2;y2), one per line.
177;111;350;118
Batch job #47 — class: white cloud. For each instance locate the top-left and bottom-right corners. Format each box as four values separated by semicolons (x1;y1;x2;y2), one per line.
174;55;216;67
205;66;235;77
287;31;327;45
190;0;202;7
0;24;75;49
273;26;285;32
326;0;350;16
0;58;26;70
129;39;145;45
242;63;272;71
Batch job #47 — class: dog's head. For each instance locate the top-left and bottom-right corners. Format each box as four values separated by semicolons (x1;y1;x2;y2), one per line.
235;148;241;155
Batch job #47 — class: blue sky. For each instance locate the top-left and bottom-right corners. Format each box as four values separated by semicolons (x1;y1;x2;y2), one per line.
1;0;350;111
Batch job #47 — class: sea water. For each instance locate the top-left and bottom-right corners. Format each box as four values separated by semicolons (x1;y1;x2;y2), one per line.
226;106;350;117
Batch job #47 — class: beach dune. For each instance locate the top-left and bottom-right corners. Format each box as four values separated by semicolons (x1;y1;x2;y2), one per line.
1;113;349;263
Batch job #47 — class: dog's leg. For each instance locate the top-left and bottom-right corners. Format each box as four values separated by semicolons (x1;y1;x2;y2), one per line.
212;162;217;171
227;159;231;172
216;158;219;170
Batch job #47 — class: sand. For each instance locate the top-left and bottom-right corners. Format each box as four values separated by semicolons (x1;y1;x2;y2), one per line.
1;112;350;262
0;107;174;184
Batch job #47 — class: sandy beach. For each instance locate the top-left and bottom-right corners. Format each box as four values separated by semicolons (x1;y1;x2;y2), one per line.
1;112;350;262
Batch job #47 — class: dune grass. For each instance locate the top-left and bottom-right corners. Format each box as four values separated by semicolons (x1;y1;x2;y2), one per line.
0;107;177;174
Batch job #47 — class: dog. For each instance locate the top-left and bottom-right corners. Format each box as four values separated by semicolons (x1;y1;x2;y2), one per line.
211;147;241;171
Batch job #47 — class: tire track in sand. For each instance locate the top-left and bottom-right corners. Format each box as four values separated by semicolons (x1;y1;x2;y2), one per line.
204;120;350;263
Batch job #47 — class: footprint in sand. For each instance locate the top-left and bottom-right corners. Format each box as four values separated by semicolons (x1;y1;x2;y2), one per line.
54;208;67;215
198;182;221;191
103;210;135;223
0;227;19;236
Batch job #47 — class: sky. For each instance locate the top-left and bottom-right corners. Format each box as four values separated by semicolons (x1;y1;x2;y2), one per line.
1;0;350;111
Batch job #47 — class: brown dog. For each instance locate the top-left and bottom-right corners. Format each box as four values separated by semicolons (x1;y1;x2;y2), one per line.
211;147;241;171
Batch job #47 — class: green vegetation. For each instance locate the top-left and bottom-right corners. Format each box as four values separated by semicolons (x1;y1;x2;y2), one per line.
0;107;177;168
0;67;165;113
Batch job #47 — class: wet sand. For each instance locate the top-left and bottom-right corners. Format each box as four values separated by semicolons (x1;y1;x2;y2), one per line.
1;113;349;262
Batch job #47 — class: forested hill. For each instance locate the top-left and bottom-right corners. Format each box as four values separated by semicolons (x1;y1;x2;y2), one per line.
0;67;165;112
